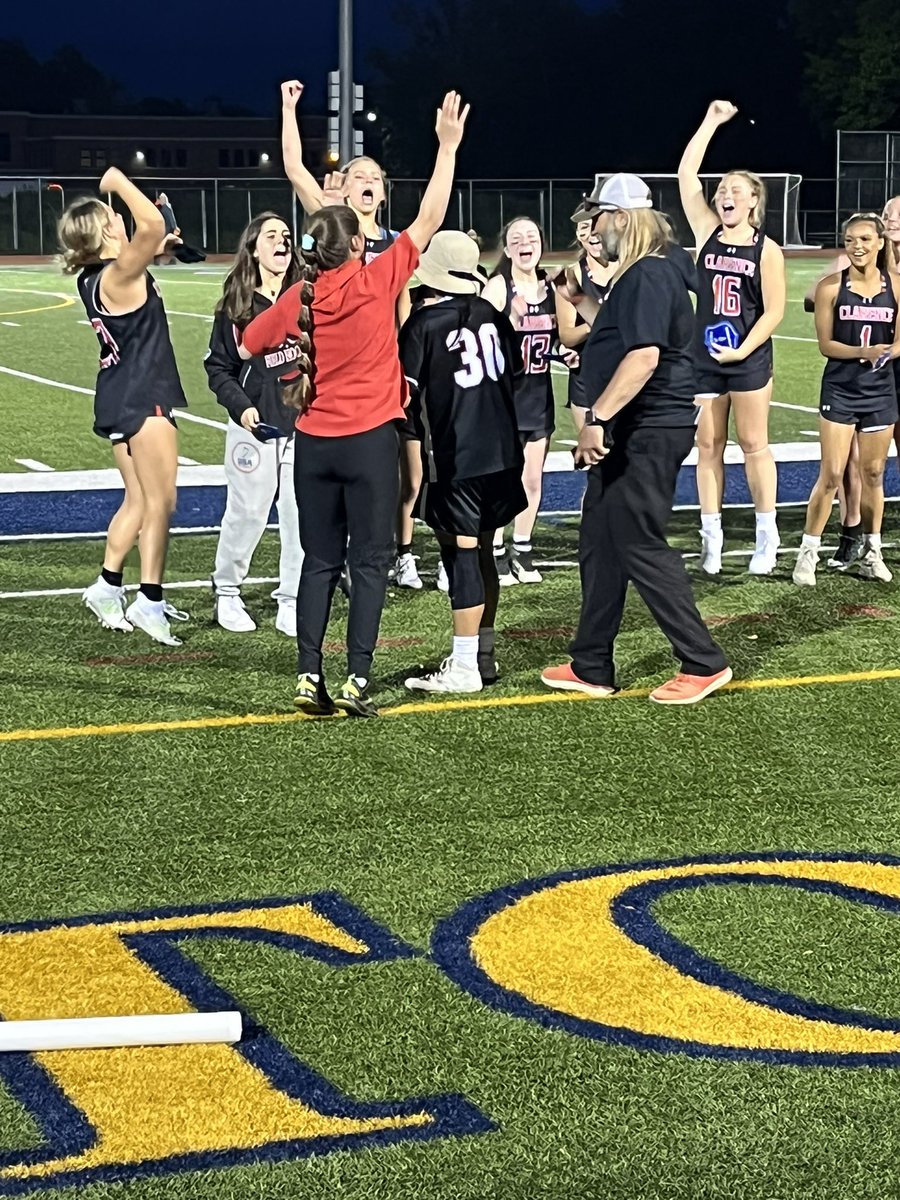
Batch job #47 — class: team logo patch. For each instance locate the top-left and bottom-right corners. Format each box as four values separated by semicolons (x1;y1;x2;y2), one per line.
232;442;260;473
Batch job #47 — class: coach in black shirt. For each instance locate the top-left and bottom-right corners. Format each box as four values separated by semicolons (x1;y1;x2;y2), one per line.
542;174;731;706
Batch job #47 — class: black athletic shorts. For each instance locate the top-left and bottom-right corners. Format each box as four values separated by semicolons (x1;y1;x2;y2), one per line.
417;467;527;537
695;344;773;397
95;402;178;444
820;389;898;433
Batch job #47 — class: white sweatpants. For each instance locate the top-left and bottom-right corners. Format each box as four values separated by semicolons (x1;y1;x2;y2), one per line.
212;422;303;604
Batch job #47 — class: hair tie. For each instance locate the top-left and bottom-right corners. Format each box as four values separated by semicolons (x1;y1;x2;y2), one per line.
301;233;316;252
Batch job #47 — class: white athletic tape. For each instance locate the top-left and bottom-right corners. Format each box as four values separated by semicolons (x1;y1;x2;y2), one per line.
0;1011;242;1052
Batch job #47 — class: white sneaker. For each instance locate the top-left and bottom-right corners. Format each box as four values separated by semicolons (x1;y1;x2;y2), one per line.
82;579;133;632
748;531;780;576
395;553;423;590
275;600;297;637
792;544;819;586
700;529;723;575
405;656;483;693
125;598;183;646
436;562;450;593
215;594;256;633
858;546;893;582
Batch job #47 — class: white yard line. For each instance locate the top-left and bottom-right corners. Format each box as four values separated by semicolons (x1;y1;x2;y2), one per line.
1;321;21;327
14;459;54;472
0;575;278;601
166;310;214;321
773;334;817;343
177;456;200;466
0;365;228;431
771;400;818;414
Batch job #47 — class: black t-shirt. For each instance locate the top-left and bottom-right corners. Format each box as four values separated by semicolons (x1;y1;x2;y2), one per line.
399;296;524;481
580;255;698;429
667;243;698;294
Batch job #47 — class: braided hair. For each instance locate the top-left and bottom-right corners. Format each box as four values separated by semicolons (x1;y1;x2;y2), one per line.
280;205;361;412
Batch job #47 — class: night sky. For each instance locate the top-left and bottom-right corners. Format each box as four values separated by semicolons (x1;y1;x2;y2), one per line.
5;0;612;113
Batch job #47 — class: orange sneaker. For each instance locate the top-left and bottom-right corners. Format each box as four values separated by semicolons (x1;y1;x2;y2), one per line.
540;662;617;697
649;666;733;706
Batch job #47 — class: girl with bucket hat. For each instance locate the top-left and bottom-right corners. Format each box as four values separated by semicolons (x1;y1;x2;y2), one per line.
400;232;526;693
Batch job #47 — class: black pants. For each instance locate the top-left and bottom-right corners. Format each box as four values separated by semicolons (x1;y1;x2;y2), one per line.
570;423;727;687
294;421;399;679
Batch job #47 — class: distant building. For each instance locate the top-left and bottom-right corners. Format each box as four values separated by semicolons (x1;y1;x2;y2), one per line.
0;110;328;177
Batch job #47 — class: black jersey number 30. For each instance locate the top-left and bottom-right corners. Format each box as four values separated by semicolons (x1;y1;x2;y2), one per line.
447;324;508;389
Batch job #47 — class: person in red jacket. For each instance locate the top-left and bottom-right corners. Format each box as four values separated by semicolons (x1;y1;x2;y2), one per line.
241;90;470;717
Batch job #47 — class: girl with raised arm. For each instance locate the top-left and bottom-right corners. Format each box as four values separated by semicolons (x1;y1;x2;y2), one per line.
60;167;188;647
281;81;423;591
241;92;470;717
678;101;786;577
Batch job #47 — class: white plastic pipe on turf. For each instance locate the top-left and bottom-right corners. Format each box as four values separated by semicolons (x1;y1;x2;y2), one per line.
0;1011;242;1052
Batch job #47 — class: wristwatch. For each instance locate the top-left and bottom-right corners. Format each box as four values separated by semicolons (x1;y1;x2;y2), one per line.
585;409;611;431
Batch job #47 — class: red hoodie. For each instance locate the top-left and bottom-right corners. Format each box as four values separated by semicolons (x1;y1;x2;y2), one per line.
241;231;419;438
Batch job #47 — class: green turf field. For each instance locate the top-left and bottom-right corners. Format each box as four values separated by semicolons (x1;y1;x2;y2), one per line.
0;261;824;472
3;501;900;1199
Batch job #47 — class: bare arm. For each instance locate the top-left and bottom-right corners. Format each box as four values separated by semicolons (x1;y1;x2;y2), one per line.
98;168;165;310
678;101;738;245
280;80;326;214
482;276;507;314
574;347;660;467
406;92;470;252
556;263;591;349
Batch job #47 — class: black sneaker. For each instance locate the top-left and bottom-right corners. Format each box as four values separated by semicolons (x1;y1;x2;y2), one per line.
294;673;335;716
827;531;863;570
334;675;378;718
478;653;499;686
510;546;543;583
495;547;516;587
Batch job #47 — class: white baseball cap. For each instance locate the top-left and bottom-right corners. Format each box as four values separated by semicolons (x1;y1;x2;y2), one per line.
592;173;653;212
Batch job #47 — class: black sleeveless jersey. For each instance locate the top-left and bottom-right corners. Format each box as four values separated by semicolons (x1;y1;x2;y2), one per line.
364;226;398;265
76;263;187;428
503;277;557;433
695;226;769;364
575;255;611;328
822;269;897;404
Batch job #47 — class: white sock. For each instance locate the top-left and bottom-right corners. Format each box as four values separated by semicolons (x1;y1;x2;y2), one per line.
300;672;320;682
452;635;479;671
493;544;506;558
352;675;368;689
756;511;778;534
801;533;821;550
701;513;722;536
866;532;882;551
513;538;532;553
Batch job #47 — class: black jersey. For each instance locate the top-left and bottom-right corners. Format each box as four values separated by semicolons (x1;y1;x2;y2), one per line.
822;269;897;405
364;226;399;264
76;261;187;439
695;226;770;368
502;277;557;434
399;296;523;482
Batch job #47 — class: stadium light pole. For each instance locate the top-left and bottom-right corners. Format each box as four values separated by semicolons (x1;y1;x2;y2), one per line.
339;0;353;166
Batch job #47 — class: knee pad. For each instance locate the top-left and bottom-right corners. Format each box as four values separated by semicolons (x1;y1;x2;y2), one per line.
439;544;484;610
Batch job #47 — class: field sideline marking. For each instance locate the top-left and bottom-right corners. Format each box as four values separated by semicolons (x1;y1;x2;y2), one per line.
2;667;900;745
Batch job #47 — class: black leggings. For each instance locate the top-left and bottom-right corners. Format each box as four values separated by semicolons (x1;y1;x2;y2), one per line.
294;421;399;679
